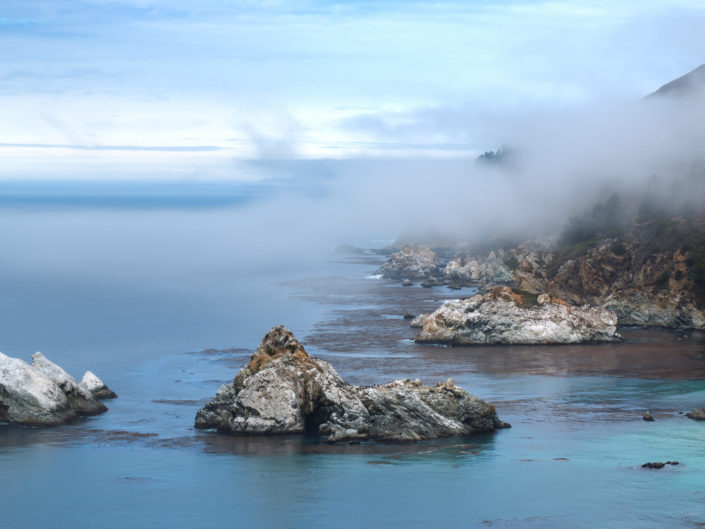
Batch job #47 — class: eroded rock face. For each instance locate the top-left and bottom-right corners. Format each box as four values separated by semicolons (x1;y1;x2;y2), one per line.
0;353;78;426
80;371;118;399
195;326;508;442
32;353;107;416
444;250;515;287
415;286;621;345
377;246;440;280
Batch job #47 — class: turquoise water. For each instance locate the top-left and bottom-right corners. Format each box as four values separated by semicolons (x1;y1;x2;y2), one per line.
1;205;705;528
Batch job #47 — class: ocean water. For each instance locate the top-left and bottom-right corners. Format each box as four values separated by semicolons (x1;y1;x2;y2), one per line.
1;202;705;529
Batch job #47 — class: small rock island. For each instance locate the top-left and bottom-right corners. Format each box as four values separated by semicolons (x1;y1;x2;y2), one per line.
414;286;621;345
195;326;509;442
0;352;116;426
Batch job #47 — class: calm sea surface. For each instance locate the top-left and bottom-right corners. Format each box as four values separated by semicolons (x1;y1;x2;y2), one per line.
1;203;704;529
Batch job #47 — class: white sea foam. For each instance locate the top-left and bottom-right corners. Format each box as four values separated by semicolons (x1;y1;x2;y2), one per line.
365;274;383;280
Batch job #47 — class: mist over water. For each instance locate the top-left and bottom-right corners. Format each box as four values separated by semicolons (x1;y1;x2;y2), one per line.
1;205;705;528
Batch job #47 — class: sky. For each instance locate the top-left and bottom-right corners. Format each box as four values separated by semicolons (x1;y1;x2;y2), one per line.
1;0;705;181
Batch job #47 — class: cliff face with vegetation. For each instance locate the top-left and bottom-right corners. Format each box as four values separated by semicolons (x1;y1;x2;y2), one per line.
380;192;705;329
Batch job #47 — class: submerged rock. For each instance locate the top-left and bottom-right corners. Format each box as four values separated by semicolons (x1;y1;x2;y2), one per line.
80;371;118;399
415;286;621;345
642;461;678;469
377;246;440;280
0;353;78;426
32;353;107;416
0;352;110;426
195;326;509;442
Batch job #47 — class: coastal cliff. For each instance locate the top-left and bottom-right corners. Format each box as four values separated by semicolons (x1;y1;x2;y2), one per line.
378;196;705;329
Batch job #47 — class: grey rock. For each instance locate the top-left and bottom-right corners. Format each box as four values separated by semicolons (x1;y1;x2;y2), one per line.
0;353;78;426
32;353;107;416
415;286;621;345
643;411;654;421
195;326;509;442
377;246;440;280
80;371;118;399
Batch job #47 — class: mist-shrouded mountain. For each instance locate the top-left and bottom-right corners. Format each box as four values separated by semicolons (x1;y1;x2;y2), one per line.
647;63;705;98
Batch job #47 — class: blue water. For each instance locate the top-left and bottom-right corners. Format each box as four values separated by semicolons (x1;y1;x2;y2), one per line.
1;203;705;528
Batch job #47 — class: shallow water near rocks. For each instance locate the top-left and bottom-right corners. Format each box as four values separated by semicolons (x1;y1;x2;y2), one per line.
1;209;705;528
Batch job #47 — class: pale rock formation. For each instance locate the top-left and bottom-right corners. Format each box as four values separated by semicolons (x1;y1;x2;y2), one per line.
415;286;621;345
31;352;107;416
80;371;118;399
0;353;78;426
377;246;440;280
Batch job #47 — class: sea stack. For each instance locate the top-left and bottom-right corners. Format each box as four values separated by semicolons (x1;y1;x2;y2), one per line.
195;326;509;442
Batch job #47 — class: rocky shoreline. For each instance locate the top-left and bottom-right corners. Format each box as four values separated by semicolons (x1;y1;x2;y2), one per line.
377;243;705;331
0;352;116;426
195;326;509;442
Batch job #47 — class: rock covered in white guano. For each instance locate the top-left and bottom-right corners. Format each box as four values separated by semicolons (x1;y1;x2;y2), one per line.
31;353;107;415
377;246;440;280
0;353;78;426
195;326;509;442
415;286;621;345
80;371;118;399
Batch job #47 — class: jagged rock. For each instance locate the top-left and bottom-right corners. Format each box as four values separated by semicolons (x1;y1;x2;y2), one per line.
0;353;78;426
80;371;118;399
444;250;514;287
686;407;705;420
602;291;705;329
195;326;509;442
436;236;705;330
377;246;440;280
31;353;107;416
415;286;621;345
409;314;426;328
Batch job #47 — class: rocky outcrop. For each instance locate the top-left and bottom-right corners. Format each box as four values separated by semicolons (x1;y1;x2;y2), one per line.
398;234;705;330
377;246;440;280
31;353;107;416
0;353;78;426
602;291;705;329
415;286;621;345
195;326;509;442
80;371;118;399
444;249;515;287
0;352;110;426
686;408;705;420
